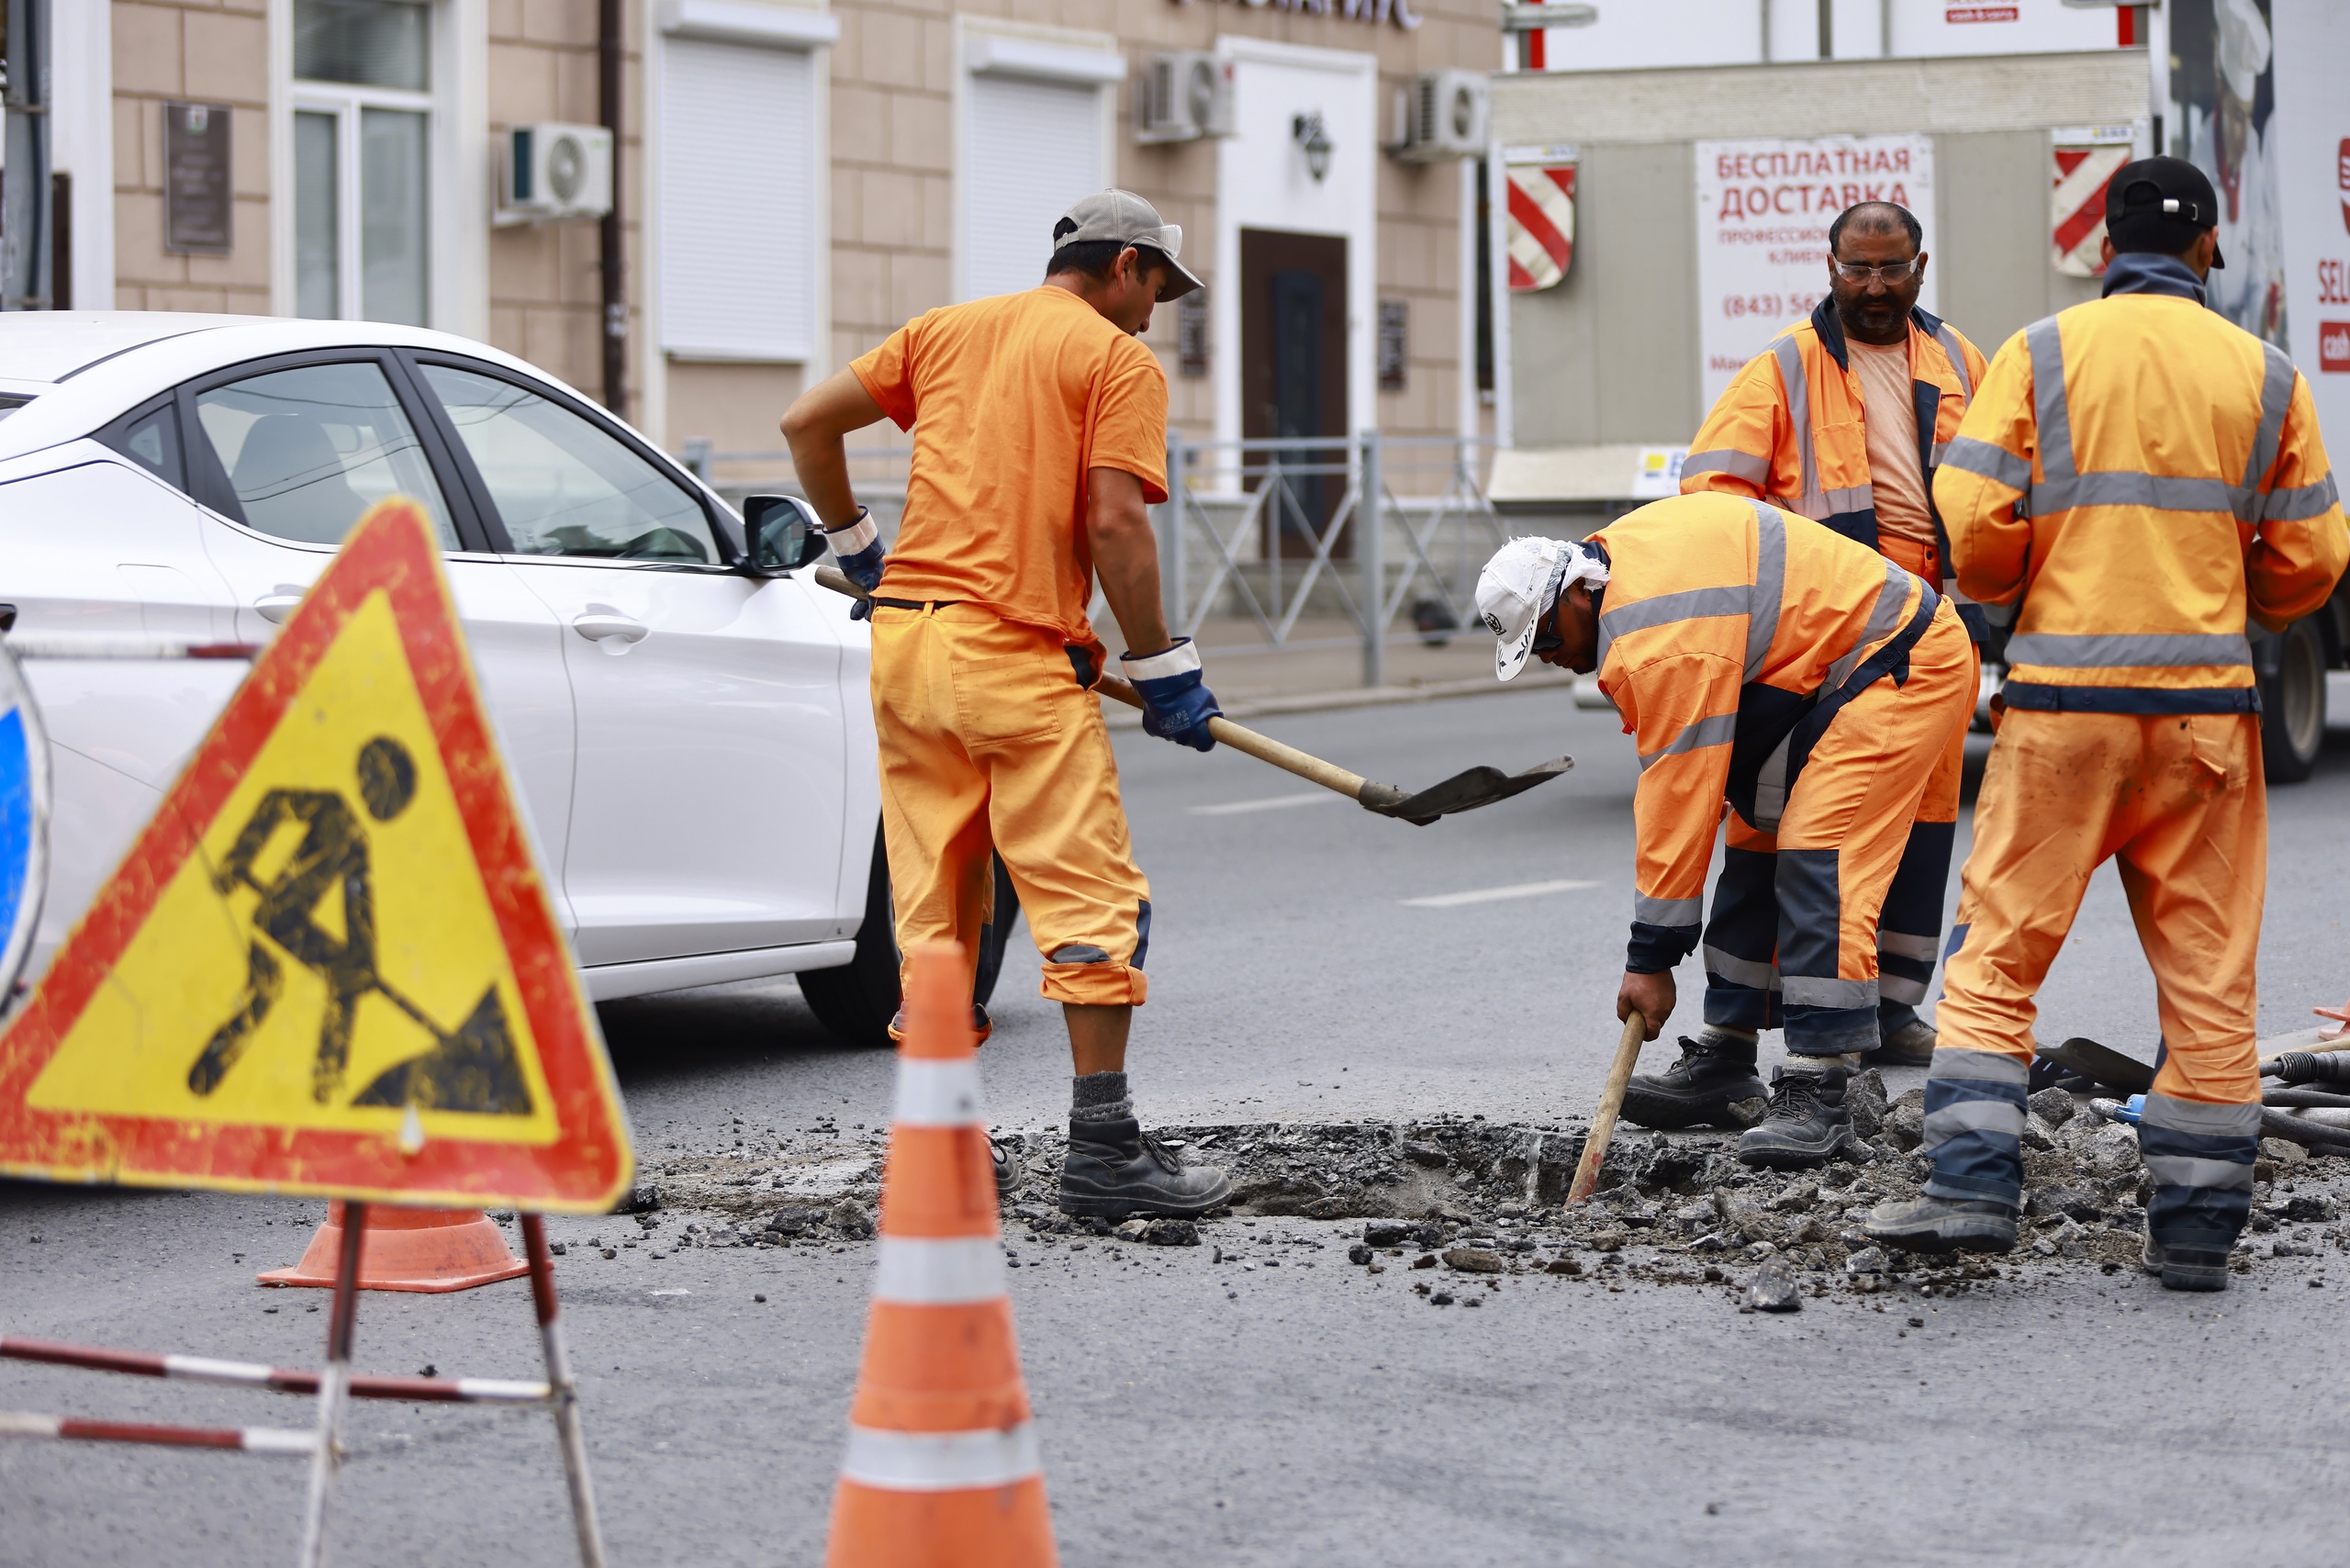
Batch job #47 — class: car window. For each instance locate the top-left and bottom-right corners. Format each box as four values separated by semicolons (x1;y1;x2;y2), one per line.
113;405;185;491
192;360;457;548
416;363;719;564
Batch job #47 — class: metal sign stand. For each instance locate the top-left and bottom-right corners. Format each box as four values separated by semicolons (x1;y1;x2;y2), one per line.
1;1205;608;1567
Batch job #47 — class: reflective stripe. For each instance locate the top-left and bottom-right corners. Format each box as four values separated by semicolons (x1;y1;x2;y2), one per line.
1775;335;1823;517
2265;475;2340;523
1933;323;1974;403
1923;1099;2025;1139
1780;976;1877;1009
1942;436;2032;491
1638;711;1738;772
1600;585;1750;641
1750;733;1796;832
2026;317;2076;485
2244;342;2296;495
2004;631;2252;669
1746;500;1785;679
1929;441;1951;468
2031;471;2244;517
1821;483;1874;517
1703;946;1780;991
1878;973;1929;1005
1682;448;1771;485
1926;1047;2029;1085
1877;930;1941;962
1633;894;1700;927
841;1423;1042;1491
2143;1154;2255;1192
1823;560;1911;690
2140;1093;2262;1138
893;1058;986;1127
872;1238;1006;1305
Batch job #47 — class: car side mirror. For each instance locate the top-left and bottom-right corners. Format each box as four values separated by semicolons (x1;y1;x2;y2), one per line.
742;494;828;576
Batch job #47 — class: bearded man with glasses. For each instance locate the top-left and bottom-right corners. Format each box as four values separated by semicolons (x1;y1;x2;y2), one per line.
1618;202;1990;1170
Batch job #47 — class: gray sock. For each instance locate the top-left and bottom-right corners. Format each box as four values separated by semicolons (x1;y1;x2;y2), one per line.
1071;1071;1133;1123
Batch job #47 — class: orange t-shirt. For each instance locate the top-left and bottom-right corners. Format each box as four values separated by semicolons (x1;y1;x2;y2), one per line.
850;286;1169;646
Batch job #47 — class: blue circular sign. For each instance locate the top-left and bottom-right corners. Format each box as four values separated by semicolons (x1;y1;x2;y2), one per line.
0;645;50;1012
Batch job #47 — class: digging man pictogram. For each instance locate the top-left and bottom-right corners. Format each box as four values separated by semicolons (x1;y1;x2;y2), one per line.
186;735;532;1115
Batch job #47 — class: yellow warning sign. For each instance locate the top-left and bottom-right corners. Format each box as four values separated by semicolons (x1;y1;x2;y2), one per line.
0;498;632;1209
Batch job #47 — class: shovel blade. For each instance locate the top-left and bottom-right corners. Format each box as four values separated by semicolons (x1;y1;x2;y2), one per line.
1360;756;1573;825
2040;1036;2156;1096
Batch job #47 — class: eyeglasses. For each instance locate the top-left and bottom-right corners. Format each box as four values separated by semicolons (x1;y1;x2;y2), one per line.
1831;258;1922;285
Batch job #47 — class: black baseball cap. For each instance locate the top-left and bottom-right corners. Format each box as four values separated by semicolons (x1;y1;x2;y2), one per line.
2105;157;2226;268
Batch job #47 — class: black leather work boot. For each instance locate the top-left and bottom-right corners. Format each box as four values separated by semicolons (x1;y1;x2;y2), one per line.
1736;1064;1855;1169
1058;1118;1232;1218
1621;1031;1771;1131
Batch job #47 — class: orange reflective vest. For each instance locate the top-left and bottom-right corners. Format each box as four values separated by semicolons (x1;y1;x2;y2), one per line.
1592;492;1935;972
1934;253;2345;713
1683;298;1990;636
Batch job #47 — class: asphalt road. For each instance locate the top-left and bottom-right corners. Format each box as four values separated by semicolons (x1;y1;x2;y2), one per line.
8;678;2350;1566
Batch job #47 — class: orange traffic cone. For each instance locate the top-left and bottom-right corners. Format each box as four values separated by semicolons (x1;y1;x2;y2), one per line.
258;1203;531;1293
825;943;1056;1567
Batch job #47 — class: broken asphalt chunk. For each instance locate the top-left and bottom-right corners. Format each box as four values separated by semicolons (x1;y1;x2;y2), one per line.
1745;1259;1803;1313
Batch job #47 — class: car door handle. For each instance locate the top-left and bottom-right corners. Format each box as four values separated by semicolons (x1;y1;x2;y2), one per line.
572;611;649;647
254;591;306;624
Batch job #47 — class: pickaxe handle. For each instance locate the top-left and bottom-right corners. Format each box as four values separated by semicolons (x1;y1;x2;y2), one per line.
811;566;1378;805
1568;1010;1648;1205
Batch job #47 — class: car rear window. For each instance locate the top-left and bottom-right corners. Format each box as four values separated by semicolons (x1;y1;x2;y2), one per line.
0;394;31;421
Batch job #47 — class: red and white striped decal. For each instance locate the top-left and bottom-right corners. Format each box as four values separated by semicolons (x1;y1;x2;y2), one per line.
0;1409;316;1455
2053;143;2130;279
0;1336;550;1405
1505;162;1576;293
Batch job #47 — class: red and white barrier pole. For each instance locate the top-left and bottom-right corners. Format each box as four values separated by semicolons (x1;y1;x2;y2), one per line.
0;1410;315;1454
0;1336;549;1405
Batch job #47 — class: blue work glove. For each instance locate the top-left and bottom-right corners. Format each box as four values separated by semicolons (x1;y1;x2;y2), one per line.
1122;638;1221;752
828;509;885;621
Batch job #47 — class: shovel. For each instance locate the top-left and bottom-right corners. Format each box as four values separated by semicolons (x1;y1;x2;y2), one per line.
2039;1036;2157;1097
812;566;1572;825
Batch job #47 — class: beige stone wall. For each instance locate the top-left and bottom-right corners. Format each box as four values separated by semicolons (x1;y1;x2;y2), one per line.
110;0;273;314
485;0;643;412
828;0;1499;442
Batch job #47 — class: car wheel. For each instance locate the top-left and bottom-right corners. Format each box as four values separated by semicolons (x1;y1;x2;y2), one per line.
798;831;1023;1046
2260;616;2326;785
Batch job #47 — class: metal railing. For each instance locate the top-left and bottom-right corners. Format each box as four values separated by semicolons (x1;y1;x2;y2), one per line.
677;431;1512;689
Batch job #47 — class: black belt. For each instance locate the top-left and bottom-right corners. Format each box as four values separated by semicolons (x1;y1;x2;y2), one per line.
869;597;961;611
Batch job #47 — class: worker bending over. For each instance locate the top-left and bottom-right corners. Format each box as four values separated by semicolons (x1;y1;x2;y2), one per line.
1662;201;1990;1103
1475;492;1975;1167
783;191;1230;1218
1864;159;2344;1287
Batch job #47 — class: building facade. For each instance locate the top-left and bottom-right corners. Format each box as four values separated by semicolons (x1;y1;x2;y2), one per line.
37;0;1498;488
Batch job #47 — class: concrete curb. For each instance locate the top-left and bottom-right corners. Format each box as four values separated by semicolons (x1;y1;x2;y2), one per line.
1102;669;1579;729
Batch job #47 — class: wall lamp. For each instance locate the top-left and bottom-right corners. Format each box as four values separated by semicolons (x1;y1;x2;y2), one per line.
1292;112;1333;182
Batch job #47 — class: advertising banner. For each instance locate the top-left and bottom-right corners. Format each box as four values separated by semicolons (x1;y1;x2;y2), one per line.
2268;0;2350;442
1695;135;1938;411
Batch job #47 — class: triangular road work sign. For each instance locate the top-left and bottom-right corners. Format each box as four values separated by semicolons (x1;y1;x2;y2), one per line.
0;499;632;1211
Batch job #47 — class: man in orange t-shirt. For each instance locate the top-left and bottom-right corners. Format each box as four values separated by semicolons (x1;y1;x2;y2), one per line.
782;191;1229;1218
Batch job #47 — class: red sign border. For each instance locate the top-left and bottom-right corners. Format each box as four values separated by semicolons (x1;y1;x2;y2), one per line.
0;500;632;1211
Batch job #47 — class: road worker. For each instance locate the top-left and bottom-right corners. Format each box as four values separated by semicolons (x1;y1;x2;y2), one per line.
781;190;1230;1218
1863;159;2345;1286
1475;491;1975;1168
1647;202;1990;1137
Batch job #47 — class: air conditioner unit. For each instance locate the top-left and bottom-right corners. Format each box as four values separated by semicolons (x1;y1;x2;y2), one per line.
497;123;614;225
1137;52;1235;145
1393;71;1488;162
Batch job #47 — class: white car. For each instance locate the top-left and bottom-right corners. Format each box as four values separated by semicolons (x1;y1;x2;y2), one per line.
0;312;1011;1040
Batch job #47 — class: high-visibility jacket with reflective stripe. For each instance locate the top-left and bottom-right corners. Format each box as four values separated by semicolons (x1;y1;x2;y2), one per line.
1682;297;1990;636
1934;254;2345;711
1593;492;1930;971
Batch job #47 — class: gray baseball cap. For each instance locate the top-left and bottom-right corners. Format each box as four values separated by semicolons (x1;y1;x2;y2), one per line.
1055;190;1204;301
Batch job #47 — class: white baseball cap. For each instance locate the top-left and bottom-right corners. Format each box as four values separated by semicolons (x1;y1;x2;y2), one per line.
1055;190;1204;301
1475;536;1610;682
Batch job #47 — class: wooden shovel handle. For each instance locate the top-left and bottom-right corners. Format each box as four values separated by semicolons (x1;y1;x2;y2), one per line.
1568;1010;1648;1205
813;566;1371;803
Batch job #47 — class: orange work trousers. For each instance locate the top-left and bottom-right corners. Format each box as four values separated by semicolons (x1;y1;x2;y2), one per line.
868;602;1151;1009
1933;710;2266;1103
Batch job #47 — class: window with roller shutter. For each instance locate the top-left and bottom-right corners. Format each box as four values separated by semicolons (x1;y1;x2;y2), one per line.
962;73;1107;303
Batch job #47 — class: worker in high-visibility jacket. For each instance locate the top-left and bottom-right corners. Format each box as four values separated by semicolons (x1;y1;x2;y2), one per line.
1673;200;1991;1085
1863;159;2346;1287
1474;492;1975;1169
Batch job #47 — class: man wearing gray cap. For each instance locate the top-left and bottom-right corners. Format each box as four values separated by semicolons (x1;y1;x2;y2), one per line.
782;191;1229;1217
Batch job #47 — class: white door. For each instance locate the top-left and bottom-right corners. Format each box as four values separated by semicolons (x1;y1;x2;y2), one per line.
408;359;849;967
177;357;580;928
0;454;245;967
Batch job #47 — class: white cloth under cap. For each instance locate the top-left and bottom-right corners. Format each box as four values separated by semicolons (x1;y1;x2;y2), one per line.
1055;190;1204;301
1475;536;1609;682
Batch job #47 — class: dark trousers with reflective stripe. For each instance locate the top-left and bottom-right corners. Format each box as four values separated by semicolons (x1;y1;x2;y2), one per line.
1701;608;1975;1056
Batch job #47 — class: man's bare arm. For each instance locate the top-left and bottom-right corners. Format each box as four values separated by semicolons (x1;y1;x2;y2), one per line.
1087;466;1172;656
780;369;890;530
